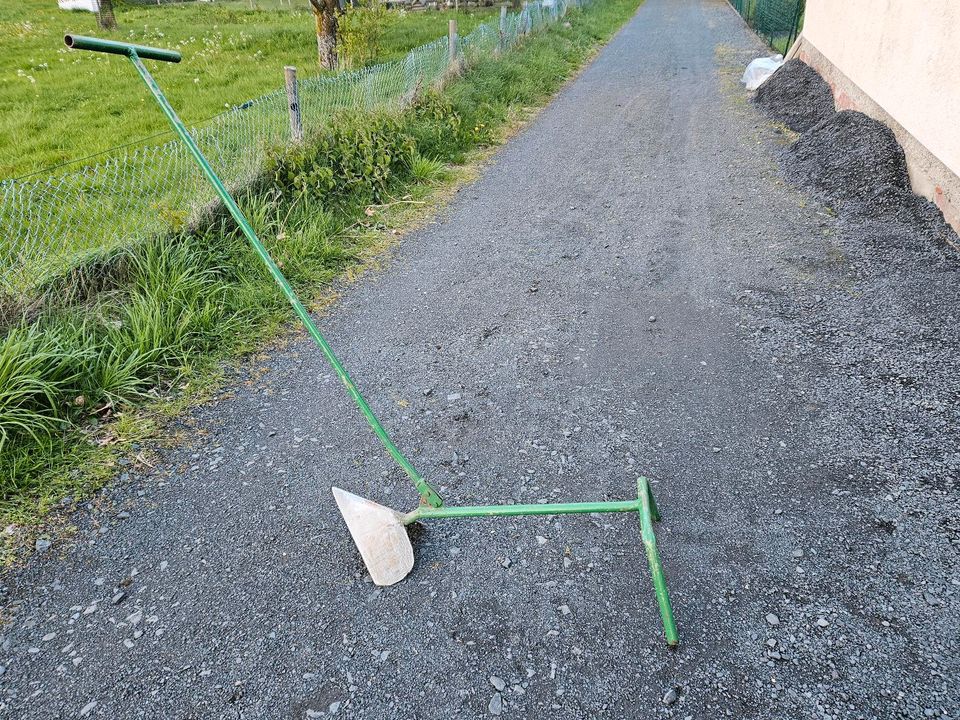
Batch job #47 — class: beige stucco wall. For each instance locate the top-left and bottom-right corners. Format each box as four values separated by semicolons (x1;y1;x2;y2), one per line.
798;0;960;232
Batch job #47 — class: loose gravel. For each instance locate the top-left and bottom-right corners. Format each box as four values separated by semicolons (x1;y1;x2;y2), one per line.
1;1;958;718
754;58;836;132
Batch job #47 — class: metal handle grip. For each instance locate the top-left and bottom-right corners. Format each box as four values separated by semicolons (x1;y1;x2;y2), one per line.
64;34;182;63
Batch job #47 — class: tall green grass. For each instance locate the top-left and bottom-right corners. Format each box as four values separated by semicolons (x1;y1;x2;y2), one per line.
0;0;643;530
0;326;84;451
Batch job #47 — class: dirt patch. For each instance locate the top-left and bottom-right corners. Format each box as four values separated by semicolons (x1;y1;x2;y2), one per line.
754;59;835;132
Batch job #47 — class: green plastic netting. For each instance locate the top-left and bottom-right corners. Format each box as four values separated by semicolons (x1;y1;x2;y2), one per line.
729;0;804;55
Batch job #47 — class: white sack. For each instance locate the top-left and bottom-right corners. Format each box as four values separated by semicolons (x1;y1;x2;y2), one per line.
59;0;99;11
742;54;784;91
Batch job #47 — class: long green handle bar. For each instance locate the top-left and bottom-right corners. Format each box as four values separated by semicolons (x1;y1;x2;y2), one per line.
65;35;443;509
406;478;678;645
404;498;641;523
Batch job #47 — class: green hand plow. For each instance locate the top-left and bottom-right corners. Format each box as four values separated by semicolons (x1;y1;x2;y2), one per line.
65;35;679;646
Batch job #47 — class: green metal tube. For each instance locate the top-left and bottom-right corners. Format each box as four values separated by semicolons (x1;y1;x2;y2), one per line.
639;478;678;645
404;498;641;524
126;52;442;508
63;38;442;509
647;481;662;522
64;34;182;63
405;477;680;646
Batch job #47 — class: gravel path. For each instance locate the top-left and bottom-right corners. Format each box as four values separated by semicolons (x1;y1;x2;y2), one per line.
3;1;958;718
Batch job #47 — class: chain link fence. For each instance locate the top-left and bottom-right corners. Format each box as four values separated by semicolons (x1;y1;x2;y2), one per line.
729;0;803;54
0;0;582;302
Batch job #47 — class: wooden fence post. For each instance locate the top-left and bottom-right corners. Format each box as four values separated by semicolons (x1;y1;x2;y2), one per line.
499;5;507;52
284;66;303;143
448;18;458;69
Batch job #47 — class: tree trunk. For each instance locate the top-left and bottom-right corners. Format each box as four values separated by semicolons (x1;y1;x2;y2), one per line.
96;0;117;30
310;0;339;70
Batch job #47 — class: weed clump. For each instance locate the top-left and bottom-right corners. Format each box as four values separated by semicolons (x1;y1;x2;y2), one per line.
268;111;416;205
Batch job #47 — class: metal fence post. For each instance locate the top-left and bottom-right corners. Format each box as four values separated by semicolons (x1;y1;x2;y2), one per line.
786;0;804;51
284;66;303;143
448;18;458;69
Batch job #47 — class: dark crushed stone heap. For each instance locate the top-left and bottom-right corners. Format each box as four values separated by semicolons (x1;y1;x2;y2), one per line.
783;110;910;204
840;203;957;259
761;58;960;253
784;110;958;249
754;59;836;132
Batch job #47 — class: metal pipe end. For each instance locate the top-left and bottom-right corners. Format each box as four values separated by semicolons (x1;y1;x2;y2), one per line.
63;34;182;63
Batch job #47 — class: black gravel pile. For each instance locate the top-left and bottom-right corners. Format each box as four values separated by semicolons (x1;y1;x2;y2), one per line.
754;59;835;132
848;186;959;251
783;110;910;202
782;110;958;248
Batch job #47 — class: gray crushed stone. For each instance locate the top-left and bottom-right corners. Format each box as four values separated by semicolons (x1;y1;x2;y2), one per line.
754;58;835;132
1;1;958;719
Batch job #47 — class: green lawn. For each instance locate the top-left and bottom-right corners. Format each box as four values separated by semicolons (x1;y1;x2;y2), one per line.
1;0;495;178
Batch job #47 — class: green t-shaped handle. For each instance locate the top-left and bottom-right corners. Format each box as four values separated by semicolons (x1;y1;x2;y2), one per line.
65;34;182;63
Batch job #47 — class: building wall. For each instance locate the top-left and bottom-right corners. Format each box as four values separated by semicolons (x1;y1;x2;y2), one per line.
798;0;960;231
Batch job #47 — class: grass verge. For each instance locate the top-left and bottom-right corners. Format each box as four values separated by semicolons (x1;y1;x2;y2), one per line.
0;0;643;559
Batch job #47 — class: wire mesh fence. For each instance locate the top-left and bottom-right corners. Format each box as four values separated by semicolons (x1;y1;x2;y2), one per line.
728;0;803;54
0;0;584;302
